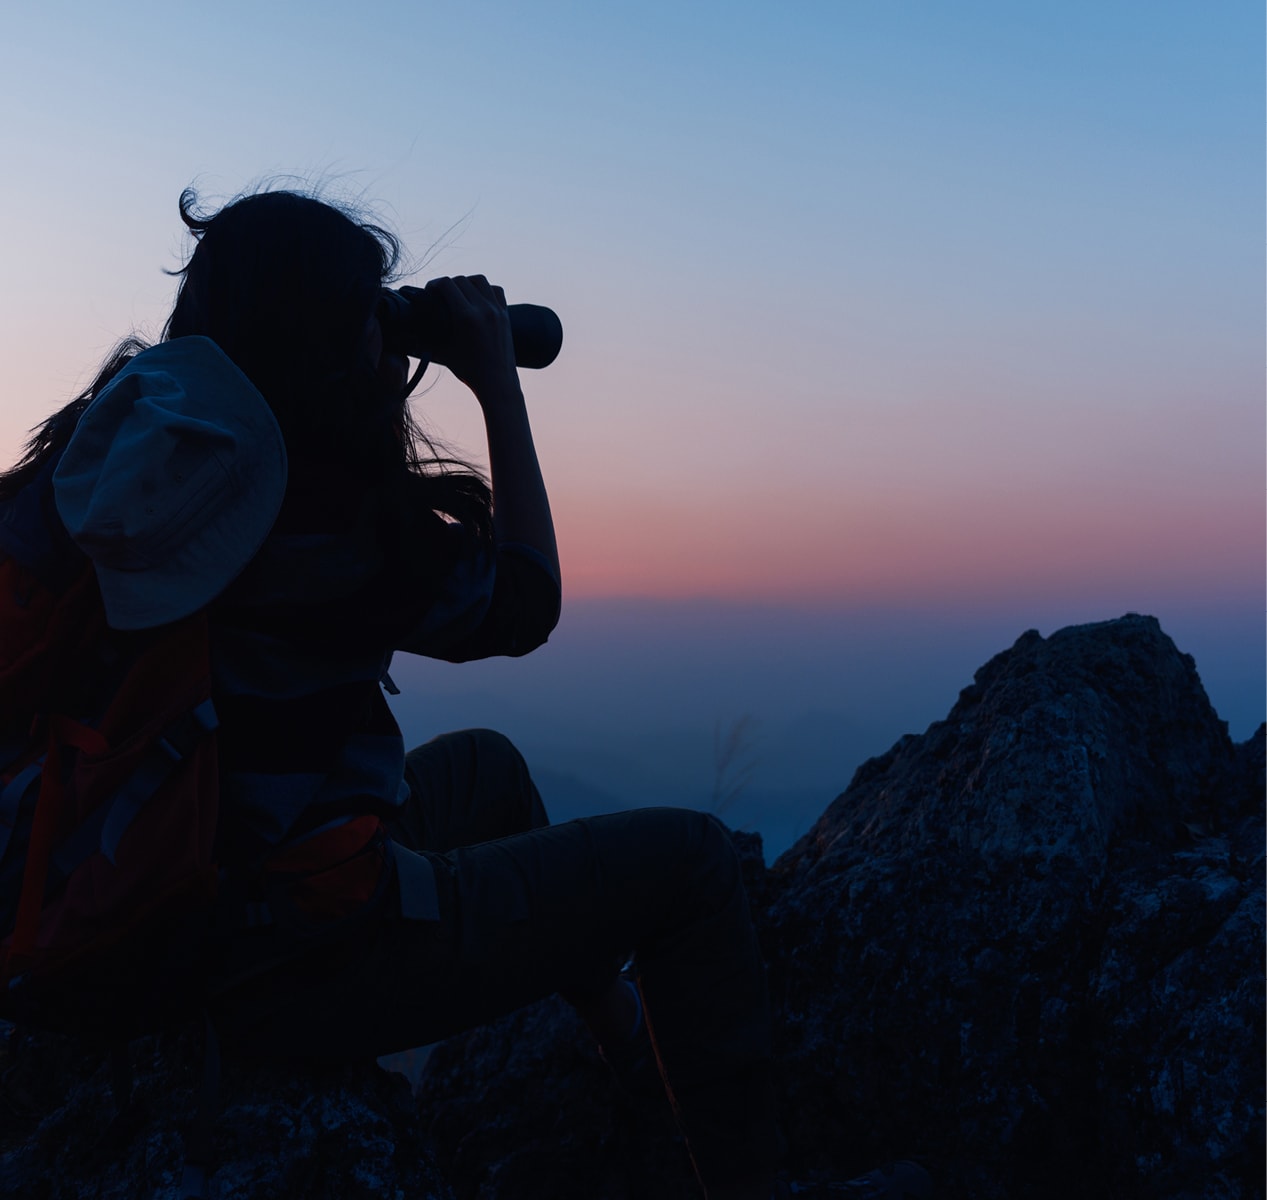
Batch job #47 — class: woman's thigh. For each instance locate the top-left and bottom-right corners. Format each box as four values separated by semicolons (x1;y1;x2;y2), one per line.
215;806;757;1063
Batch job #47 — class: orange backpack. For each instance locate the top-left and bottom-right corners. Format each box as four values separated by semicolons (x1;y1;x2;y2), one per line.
0;463;220;1033
0;463;390;1037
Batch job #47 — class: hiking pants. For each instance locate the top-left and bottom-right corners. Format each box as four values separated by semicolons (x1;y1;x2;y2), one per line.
214;728;777;1194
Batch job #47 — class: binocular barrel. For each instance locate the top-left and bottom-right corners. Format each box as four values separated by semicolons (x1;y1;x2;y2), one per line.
378;285;563;371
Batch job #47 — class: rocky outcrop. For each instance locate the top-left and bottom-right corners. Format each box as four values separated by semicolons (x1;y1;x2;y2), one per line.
420;615;1264;1200
3;614;1262;1199
762;614;1262;1199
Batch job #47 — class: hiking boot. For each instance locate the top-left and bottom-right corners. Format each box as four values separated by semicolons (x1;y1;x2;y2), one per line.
778;1160;933;1198
592;965;666;1103
597;1006;664;1102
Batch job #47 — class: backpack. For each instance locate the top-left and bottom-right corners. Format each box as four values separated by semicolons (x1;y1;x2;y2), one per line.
0;458;221;1036
0;460;393;1040
0;456;404;1199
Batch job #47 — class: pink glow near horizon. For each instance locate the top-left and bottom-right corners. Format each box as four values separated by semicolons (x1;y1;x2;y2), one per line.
552;471;1265;609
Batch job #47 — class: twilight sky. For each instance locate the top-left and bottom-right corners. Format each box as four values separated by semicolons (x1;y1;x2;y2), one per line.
1;3;1262;818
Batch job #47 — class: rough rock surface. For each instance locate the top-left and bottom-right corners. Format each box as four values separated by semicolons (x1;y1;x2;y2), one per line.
762;614;1263;1199
420;615;1264;1200
3;614;1262;1199
0;1024;453;1199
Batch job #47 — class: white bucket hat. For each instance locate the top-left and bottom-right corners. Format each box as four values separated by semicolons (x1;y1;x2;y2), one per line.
53;335;288;630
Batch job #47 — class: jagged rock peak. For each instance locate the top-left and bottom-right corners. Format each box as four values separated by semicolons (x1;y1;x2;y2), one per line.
763;612;1262;1199
778;612;1242;880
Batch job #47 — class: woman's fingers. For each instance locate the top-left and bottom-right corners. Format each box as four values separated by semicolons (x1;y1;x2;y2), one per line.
429;275;506;321
421;275;517;397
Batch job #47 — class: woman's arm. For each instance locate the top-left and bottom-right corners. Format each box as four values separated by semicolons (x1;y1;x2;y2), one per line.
424;275;560;587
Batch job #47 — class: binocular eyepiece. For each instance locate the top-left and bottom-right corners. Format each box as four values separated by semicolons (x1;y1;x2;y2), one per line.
376;285;563;371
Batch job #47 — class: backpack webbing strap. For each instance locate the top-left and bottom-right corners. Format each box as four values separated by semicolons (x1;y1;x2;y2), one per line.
98;699;219;865
389;840;440;922
1;698;220;926
6;719;108;977
0;762;41;863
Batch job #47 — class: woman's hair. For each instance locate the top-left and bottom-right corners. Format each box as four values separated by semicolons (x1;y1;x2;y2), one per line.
0;187;494;543
0;337;149;503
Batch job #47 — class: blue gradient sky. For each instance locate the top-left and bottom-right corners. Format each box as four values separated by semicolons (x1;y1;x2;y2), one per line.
1;3;1261;835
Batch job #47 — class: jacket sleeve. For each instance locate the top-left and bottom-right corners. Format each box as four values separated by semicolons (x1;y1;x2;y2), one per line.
393;523;561;662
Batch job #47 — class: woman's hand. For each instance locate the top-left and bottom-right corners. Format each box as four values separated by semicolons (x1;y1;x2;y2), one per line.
423;275;520;407
421;276;559;585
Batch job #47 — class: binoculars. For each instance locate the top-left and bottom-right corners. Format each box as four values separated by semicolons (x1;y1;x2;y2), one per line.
376;285;563;371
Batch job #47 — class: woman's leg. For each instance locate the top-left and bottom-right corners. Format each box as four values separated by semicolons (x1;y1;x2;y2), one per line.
396;728;636;1032
395;737;776;1193
216;806;777;1198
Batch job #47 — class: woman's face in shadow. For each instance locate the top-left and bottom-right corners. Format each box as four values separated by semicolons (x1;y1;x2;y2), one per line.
362;314;410;398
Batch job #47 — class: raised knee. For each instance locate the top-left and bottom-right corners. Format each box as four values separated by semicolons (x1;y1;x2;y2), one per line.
417;727;527;775
464;728;545;830
463;727;524;764
658;808;743;905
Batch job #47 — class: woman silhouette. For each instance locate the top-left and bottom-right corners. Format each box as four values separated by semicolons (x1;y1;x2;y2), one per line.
2;188;792;1199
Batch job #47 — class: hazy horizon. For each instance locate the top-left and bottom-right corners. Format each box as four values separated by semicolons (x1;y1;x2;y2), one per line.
387;595;1263;861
